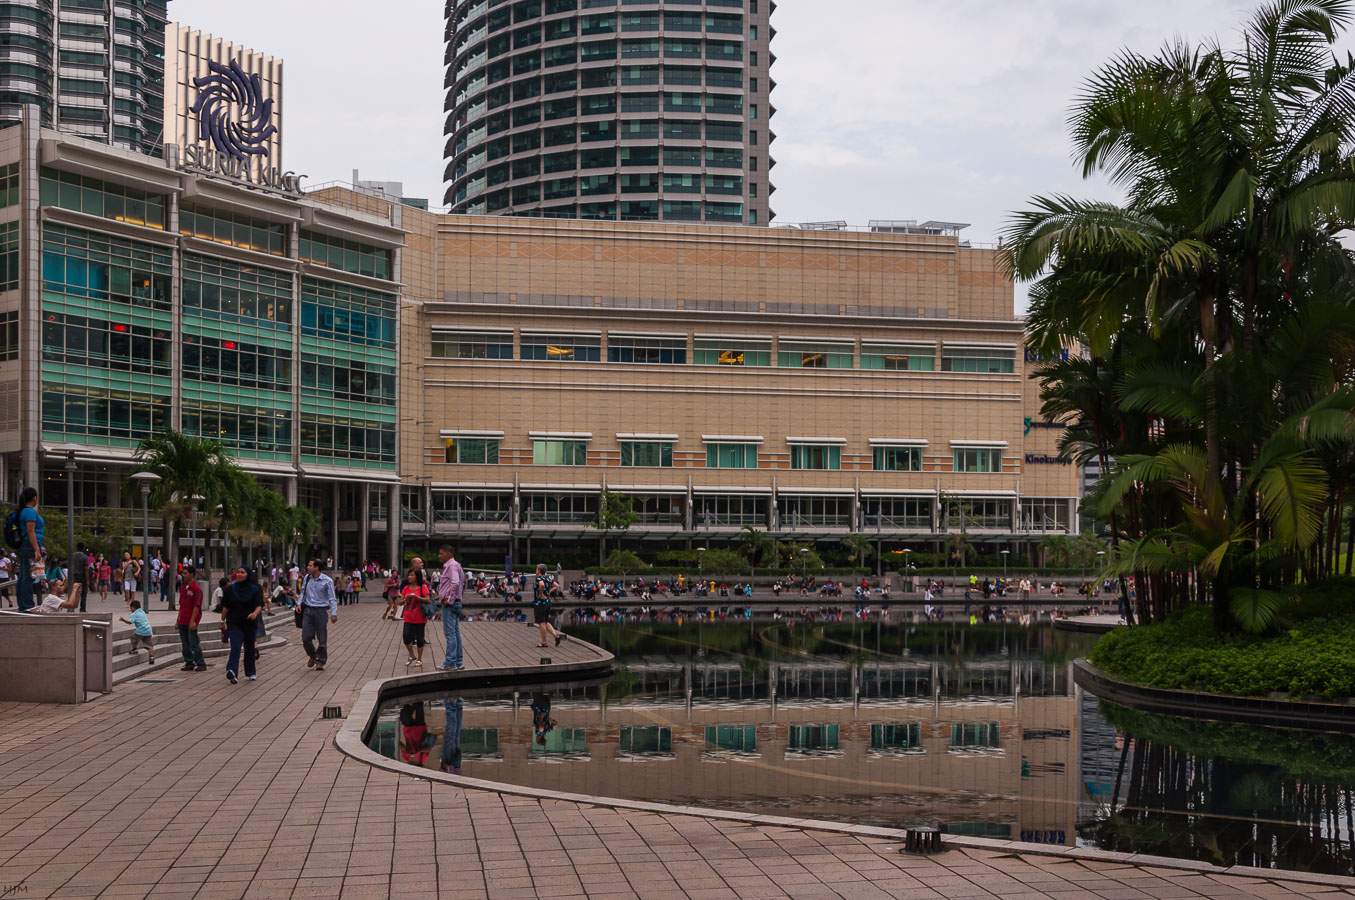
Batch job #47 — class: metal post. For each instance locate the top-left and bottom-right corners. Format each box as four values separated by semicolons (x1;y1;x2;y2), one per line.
141;483;150;610
64;452;75;584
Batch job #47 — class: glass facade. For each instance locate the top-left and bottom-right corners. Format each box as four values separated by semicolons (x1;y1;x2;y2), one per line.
181;206;286;256
40;168;166;229
299;277;397;469
693;337;770;366
299;230;392;280
942;347;1015;373
40;224;172;448
778;341;853;369
431;329;513;359
861;342;934;371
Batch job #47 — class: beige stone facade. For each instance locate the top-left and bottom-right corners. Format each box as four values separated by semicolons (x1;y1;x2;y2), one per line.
388;210;1079;562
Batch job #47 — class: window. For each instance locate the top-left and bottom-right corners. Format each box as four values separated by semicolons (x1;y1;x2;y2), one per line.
185;335;291;391
693;338;771;367
524;492;597;522
533;440;588;465
942;346;1015;373
299;278;397;349
942;497;1011;530
182;254;292;328
953;448;1003;473
433;330;512;357
620;441;673;467
861;343;935;370
863;498;930;529
0;310;15;361
180;206;286;256
871;723;921;751
45;225;174;313
789;445;841;470
782;495;851;527
695;495;765;527
778;341;853;369
445;438;500;464
299;355;395;405
0;220;16;292
607;334;685;363
520;332;601;361
951;722;1001;748
40;168;166;230
705;725;756;753
298;231;392;280
706;146;743;168
706;443;757;469
1021;498;1071;533
0;163;17;208
662;200;701;220
787;724;839;752
619;726;672;754
432;492;512;524
873;446;922;471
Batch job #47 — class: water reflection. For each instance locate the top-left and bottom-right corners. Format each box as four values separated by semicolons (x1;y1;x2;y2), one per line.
367;622;1354;875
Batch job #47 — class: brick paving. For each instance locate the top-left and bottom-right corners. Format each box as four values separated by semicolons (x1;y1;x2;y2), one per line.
0;597;1350;899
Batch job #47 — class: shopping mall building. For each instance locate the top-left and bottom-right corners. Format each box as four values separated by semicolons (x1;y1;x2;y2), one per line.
0;28;1079;570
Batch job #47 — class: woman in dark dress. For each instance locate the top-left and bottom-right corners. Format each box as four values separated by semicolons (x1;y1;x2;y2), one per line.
220;565;264;684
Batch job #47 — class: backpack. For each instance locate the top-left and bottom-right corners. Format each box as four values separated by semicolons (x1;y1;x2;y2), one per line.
2;509;22;550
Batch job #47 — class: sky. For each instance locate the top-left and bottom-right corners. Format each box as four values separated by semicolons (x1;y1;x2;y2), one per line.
171;0;1347;248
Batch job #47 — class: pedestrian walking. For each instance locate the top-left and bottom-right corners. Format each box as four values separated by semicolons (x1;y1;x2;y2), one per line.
382;570;400;620
398;568;431;667
297;559;338;672
532;562;567;648
120;552;139;606
120;600;155;664
67;541;89;613
220;565;264;683
435;544;465;671
177;566;206;671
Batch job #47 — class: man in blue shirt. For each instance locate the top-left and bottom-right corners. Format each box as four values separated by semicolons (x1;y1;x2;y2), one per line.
297;558;338;671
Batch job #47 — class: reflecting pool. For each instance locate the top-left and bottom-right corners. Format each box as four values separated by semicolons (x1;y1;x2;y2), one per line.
369;621;1355;875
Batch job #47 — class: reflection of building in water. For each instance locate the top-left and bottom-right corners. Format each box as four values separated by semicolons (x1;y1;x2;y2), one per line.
375;685;1079;843
1077;690;1123;820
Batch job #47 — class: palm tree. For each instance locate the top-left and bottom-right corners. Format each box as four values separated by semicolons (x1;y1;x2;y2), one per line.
1005;0;1355;629
839;534;872;573
134;429;232;607
739;526;773;576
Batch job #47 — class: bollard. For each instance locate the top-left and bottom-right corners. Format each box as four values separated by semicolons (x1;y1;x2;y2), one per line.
902;827;942;854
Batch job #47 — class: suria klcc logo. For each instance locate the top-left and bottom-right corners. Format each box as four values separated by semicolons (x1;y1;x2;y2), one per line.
190;59;276;160
181;59;303;194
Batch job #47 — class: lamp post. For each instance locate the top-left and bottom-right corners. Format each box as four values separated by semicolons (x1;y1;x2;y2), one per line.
190;493;204;596
800;547;809;587
696;546;706;584
130;473;160;609
1001;549;1010;579
48;443;84;592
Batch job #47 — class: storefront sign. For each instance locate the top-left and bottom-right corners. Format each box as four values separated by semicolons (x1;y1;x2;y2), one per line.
182;60;303;195
1024;453;1074;466
1023;417;1069;436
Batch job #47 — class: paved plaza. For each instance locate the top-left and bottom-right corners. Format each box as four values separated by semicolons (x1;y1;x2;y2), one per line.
0;595;1350;899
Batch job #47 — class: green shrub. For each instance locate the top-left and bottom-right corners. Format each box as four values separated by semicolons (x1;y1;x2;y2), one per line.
1088;589;1355;700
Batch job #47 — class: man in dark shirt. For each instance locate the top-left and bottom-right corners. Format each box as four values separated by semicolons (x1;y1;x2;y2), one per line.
177;566;206;671
67;543;90;613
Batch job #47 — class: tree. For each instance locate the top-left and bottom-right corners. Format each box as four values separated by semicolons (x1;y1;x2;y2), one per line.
839;534;873;571
740;526;773;575
589;490;637;564
285;506;320;565
1004;0;1355;630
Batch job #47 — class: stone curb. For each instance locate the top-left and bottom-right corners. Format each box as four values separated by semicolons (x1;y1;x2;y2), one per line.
333;643;1355;889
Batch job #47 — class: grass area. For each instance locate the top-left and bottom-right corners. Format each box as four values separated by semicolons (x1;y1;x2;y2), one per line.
1087;578;1355;701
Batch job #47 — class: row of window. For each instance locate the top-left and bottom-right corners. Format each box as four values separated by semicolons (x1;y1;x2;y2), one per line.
299;277;398;350
447;437;1006;473
181;206;287;257
479;38;744;84
431;330;1014;372
40;168;166;230
41;311;171;375
300;355;398;406
298;231;392;281
460;60;756;106
42;225;174;311
472;10;744;57
183;254;293;329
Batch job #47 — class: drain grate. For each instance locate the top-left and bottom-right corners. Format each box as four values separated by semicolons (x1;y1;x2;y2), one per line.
322;705;343;719
136;678;181;684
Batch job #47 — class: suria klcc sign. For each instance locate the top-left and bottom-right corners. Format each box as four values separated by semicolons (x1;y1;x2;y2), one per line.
182;60;303;195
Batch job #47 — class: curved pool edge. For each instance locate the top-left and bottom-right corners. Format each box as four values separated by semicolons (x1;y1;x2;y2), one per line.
334;649;1355;889
1074;659;1355;733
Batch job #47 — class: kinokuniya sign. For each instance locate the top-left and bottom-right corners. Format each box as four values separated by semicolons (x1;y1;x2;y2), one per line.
181;59;304;195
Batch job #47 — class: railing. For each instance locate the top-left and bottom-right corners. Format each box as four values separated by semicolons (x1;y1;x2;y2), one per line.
862;514;932;530
522;512;595;525
942;516;1011;530
782;513;853;528
695;514;767;527
433;510;511;525
631;512;684;525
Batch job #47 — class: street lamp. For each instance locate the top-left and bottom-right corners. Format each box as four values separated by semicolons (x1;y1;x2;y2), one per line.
800;547;809;586
48;443;84;604
190;493;204;602
696;546;706;582
130;473;160;610
1000;549;1010;579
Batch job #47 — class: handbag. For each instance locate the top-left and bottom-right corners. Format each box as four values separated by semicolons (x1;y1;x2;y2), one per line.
294;576;309;628
419;587;435;620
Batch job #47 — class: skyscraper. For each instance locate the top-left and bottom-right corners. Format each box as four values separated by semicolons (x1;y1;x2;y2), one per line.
443;0;775;225
0;0;170;156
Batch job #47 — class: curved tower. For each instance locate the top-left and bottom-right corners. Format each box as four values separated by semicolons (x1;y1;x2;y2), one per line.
443;0;774;224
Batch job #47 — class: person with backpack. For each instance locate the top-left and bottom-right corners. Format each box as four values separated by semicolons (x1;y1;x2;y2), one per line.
532;562;567;649
6;488;44;612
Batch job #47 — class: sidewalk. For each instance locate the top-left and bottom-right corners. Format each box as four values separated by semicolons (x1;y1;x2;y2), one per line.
0;601;1347;898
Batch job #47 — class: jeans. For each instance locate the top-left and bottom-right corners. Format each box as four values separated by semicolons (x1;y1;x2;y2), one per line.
301;606;329;666
178;625;205;667
226;625;256;678
442;604;463;668
16;546;35;612
441;698;463;770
